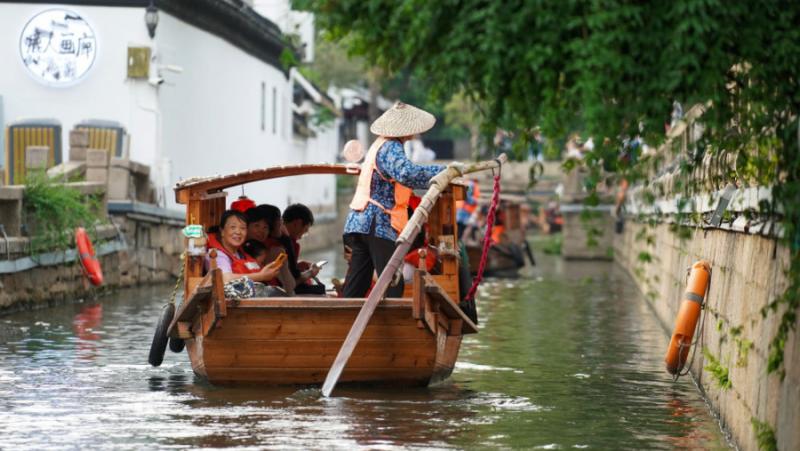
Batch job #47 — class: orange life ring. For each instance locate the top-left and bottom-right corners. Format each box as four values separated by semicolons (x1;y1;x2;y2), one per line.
76;227;104;286
665;260;711;375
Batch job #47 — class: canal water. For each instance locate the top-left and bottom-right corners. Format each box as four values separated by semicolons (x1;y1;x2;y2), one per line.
0;246;730;450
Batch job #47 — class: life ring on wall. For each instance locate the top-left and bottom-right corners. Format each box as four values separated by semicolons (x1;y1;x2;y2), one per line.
665;260;711;375
76;227;104;286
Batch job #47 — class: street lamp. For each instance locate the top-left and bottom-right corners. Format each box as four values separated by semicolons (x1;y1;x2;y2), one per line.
145;2;159;39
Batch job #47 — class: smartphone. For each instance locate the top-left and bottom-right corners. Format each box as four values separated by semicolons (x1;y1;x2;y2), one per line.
314;260;328;268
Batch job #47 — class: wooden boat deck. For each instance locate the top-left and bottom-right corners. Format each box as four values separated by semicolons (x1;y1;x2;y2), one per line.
171;269;477;386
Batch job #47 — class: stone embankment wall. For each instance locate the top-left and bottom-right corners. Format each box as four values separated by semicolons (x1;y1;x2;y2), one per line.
612;105;798;450
0;214;183;314
614;223;797;450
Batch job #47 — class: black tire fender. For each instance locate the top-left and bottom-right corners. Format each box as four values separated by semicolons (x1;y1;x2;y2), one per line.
148;303;175;367
168;336;185;353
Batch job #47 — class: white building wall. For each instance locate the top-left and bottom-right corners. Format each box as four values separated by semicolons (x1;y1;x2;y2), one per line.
155;13;294;210
0;3;337;216
284;122;339;213
0;4;157;170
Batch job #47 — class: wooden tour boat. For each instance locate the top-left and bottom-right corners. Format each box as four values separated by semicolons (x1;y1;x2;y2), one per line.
464;195;534;277
151;158;505;390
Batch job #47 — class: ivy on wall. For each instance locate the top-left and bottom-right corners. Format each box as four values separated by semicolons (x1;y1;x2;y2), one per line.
23;172;105;256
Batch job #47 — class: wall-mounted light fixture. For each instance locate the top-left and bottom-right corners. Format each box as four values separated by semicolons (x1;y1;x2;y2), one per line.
145;1;159;39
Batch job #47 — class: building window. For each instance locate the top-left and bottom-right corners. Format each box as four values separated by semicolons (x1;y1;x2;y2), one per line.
272;87;277;134
260;82;266;131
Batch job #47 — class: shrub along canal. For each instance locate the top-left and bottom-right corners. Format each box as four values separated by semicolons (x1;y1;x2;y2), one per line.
0;246;730;449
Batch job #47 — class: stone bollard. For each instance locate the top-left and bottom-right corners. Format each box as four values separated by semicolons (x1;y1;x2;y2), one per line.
69;130;90;161
562;167;587;203
85;148;110;185
108;157;132;200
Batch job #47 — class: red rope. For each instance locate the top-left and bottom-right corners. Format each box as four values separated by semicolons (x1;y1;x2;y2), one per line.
465;173;501;302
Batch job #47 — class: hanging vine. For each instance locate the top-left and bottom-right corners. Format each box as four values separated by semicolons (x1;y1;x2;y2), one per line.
297;0;800;376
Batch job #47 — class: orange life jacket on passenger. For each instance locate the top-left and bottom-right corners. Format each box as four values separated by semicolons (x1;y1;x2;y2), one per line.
207;233;261;274
456;180;481;214
491;225;506;245
350;137;413;234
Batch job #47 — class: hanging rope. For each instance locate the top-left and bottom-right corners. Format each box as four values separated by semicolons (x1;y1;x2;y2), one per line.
465;166;502;302
168;252;186;305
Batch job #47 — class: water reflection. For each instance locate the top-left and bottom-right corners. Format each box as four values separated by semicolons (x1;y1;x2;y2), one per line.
73;303;103;341
0;250;730;450
73;303;103;360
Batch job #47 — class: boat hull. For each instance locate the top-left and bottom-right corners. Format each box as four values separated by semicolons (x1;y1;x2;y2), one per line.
467;243;525;276
183;298;465;386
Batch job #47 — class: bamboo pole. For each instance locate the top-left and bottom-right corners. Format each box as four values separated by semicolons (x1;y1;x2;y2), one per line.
321;154;507;397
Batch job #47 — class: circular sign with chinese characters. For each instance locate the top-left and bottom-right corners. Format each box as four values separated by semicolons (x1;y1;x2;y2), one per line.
19;8;97;86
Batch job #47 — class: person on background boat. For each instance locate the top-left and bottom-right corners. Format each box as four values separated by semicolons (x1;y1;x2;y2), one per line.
206;210;280;293
461;205;487;246
343;101;446;298
256;204;298;294
491;206;507;245
282;203;326;295
456;178;480;239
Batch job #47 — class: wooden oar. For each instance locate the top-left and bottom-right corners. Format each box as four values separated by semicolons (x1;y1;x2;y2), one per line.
321;154;508;397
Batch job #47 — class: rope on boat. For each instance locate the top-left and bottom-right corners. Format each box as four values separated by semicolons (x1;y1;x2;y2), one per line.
168;252;186;305
464;164;502;302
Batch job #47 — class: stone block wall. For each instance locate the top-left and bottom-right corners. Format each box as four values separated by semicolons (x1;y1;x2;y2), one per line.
0;216;183;314
0;251;122;310
112;215;183;286
614;222;798;451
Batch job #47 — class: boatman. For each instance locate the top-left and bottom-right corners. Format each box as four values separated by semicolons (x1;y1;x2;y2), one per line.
342;102;445;298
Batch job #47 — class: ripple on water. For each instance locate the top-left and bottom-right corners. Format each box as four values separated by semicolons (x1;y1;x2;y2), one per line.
0;258;731;450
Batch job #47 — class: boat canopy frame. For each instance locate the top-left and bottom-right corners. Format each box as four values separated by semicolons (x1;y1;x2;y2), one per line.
174;163;361;204
174;162;467;310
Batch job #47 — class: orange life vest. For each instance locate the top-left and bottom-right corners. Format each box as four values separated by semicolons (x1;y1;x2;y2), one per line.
456;180;481;214
207;233;261;274
491;225;506;245
350;137;413;234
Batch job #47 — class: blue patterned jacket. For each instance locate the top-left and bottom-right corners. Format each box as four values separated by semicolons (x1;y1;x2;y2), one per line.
344;140;444;241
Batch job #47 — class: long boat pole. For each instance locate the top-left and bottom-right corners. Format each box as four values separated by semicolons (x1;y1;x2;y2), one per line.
321;154;507;397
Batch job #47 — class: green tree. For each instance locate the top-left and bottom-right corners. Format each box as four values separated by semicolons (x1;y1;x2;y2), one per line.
294;0;800;374
302;36;368;91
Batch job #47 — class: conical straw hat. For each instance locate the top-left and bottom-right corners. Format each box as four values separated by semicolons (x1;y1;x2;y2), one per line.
370;101;436;137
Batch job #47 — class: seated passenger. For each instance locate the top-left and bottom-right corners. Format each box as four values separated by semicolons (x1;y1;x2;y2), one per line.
205;210;280;297
282;204;325;295
456;179;480;239
257;204;298;294
245;206;270;244
491;209;506;245
242;239;269;267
